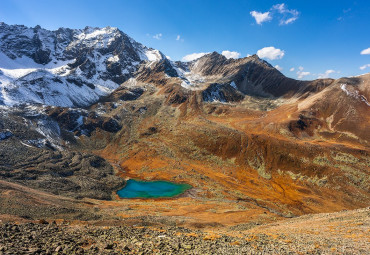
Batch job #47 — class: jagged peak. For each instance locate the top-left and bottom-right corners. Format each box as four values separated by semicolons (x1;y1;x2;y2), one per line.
200;51;227;61
247;54;259;60
240;54;275;69
0;22;48;33
193;52;275;70
82;25;119;33
0;21;122;39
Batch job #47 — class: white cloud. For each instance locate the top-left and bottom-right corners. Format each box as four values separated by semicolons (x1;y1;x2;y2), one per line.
246;54;252;57
182;52;210;62
296;66;310;79
251;3;299;26
257;46;285;60
272;3;285;12
153;33;162;40
361;48;370;55
274;65;283;71
250;11;272;25
297;71;310;79
360;64;370;70
318;69;336;78
221;50;241;59
283;17;298;25
272;3;299;25
289;67;295;72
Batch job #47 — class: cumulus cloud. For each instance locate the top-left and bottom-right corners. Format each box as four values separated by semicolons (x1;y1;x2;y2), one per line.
250;11;272;25
257;46;285;60
297;71;310;79
221;50;241;59
318;69;336;78
360;64;370;70
296;66;310;79
250;3;299;25
289;67;295;72
272;3;299;25
182;52;210;62
153;33;162;40
274;65;283;71
361;48;370;55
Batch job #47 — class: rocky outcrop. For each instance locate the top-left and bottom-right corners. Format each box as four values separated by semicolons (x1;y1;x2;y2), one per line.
45;107;121;136
0;142;123;200
202;83;244;102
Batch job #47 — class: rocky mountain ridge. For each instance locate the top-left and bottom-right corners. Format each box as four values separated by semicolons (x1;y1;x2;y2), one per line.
0;22;317;108
0;22;164;107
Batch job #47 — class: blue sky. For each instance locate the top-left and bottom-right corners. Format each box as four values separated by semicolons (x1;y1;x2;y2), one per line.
1;0;370;80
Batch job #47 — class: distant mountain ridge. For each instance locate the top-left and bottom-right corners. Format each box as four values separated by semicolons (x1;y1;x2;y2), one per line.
0;22;321;108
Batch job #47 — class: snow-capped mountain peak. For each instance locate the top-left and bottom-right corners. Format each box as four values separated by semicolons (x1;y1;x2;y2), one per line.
0;22;165;107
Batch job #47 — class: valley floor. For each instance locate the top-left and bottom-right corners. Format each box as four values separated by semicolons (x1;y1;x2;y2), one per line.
0;207;368;254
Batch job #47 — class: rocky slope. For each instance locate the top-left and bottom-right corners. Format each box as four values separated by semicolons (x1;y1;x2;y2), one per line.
0;207;368;254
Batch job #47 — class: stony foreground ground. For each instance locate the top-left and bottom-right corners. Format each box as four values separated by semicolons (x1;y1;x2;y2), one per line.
1;207;369;255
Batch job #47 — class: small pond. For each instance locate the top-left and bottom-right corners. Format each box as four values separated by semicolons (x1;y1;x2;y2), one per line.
117;179;192;198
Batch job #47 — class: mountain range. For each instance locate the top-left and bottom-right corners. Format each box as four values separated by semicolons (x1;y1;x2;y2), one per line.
0;22;369;248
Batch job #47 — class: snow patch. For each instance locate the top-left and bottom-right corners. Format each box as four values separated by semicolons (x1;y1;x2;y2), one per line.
20;141;33;148
145;49;163;62
180;72;206;90
0;68;38;79
107;55;119;62
340;84;370;106
0;51;74;70
72;26;119;49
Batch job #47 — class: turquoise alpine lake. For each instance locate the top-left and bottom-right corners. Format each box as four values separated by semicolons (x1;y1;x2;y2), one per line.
117;179;192;198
